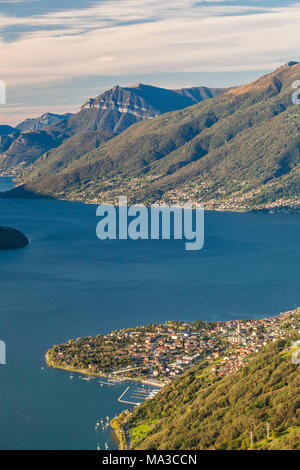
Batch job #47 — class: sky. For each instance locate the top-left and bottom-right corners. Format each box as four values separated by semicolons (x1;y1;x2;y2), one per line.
0;0;299;126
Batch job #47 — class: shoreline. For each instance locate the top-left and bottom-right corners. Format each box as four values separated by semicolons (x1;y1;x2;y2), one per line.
3;191;300;215
40;191;300;214
0;175;299;215
45;353;165;388
45;308;299;450
45;306;299;387
46;354;164;449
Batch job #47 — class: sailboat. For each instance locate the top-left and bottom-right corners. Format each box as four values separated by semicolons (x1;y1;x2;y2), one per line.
97;443;100;451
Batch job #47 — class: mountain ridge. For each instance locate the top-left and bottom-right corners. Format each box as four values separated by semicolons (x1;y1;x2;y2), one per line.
16;112;72;131
0;83;226;175
4;62;300;212
2;63;300;212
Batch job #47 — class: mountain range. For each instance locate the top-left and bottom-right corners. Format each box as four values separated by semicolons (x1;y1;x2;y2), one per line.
16;112;73;131
1;62;300;211
0;83;225;175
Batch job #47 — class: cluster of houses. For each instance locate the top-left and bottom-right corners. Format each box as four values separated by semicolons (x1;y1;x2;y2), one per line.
49;309;299;382
101;308;299;382
156;178;300;212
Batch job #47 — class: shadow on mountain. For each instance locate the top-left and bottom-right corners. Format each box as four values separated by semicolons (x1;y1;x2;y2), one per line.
0;184;52;199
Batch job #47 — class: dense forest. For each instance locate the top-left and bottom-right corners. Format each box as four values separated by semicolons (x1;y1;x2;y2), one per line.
126;339;300;450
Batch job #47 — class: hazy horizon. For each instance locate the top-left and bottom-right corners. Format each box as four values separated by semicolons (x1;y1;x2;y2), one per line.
0;0;299;125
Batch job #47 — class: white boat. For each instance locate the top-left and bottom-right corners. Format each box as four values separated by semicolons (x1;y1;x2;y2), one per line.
97;443;100;451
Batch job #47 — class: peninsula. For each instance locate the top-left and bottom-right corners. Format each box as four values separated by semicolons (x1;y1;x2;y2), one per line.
46;308;299;384
46;308;300;450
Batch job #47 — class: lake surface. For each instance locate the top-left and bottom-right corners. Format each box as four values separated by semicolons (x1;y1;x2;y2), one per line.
0;178;300;449
0;177;16;193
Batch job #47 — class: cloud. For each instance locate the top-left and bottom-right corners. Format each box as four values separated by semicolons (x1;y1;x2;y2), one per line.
0;1;299;88
0;1;35;3
0;0;269;31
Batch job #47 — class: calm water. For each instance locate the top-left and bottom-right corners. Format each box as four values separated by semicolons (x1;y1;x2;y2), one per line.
0;178;300;449
0;177;16;193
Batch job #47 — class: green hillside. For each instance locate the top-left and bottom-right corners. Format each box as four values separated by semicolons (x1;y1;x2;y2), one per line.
4;62;300;211
22;129;114;178
0;83;224;175
125;339;300;450
0;129;63;171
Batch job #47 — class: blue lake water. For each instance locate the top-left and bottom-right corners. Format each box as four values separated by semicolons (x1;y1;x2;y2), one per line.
0;177;16;193
0;178;300;449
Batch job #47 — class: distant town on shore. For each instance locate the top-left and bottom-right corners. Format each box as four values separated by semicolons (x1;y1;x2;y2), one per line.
47;308;300;384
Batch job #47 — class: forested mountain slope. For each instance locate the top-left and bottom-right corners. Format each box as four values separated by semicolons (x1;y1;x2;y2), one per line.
126;339;300;450
0;84;224;176
5;62;300;211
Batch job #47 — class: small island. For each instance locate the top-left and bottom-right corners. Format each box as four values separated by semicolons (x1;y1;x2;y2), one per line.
0;226;29;250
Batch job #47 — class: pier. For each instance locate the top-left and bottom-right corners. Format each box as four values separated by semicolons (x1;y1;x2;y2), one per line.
117;385;160;405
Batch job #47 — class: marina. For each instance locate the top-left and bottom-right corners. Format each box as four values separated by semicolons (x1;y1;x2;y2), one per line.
118;385;160;405
1;191;300;449
57;369;161;449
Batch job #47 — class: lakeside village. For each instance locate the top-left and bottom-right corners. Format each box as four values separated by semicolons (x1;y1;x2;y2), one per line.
47;308;300;384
